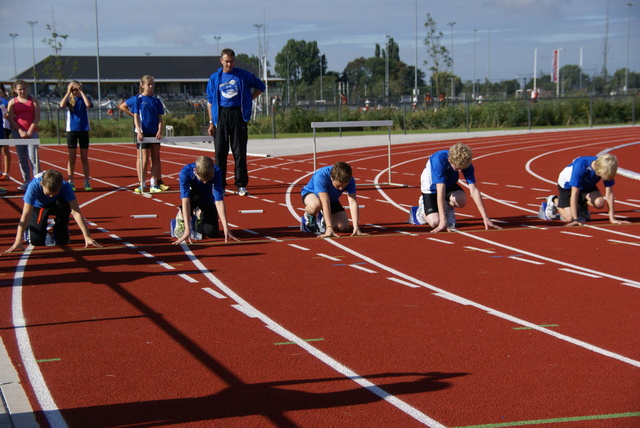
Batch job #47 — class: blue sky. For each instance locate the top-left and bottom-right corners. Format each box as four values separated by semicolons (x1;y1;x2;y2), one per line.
1;0;638;86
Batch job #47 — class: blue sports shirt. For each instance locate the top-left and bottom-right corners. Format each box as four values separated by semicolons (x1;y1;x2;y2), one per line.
301;165;356;201
178;163;225;203
557;156;614;189
24;173;76;209
420;150;476;194
130;95;164;134
65;96;92;132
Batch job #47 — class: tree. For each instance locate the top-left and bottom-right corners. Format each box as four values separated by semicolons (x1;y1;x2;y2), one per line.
423;13;451;96
41;23;74;99
236;53;261;73
274;39;322;87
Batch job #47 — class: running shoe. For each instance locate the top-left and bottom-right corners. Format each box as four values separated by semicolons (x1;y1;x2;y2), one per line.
0;173;8;180
304;212;318;233
17;183;28;192
70;182;76;191
0;187;6;195
134;186;144;194
174;209;185;237
84;180;92;191
238;187;248;196
159;183;170;191
544;195;559;220
414;196;427;225
150;185;162;193
444;204;456;229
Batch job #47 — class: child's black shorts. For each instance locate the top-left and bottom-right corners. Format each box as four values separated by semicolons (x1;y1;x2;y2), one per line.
421;183;463;215
557;184;598;208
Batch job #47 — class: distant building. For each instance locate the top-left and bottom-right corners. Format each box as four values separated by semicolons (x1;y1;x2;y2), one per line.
9;55;260;101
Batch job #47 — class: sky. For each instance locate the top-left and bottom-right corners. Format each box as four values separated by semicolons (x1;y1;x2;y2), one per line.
1;0;638;87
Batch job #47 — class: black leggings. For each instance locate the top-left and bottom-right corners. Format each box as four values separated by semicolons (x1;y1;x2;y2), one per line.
29;199;71;246
189;192;219;238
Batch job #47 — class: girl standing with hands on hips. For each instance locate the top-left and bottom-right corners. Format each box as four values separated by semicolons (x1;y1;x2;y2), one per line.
60;81;94;191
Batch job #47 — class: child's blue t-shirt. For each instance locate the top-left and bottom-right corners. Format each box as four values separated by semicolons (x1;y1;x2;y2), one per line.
421;150;476;194
178;163;225;203
558;156;614;189
24;173;76;209
301;165;356;201
131;95;164;134
65;96;92;132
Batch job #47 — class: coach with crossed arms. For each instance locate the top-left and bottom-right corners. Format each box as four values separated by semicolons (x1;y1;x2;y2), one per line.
206;48;265;197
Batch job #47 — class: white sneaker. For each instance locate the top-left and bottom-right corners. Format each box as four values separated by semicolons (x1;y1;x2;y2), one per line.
444;204;456;229
414;196;427;225
545;195;559;220
238;187;248;196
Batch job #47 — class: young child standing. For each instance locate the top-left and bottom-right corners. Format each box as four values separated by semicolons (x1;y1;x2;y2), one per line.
130;75;166;193
545;153;630;226
300;161;367;238
7;80;40;191
60;81;93;191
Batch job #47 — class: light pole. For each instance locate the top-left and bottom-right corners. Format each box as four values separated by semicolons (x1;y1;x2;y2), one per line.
214;36;221;54
253;24;263;82
487;27;491;96
384;34;390;105
318;53;323;101
625;3;634;94
9;33;18;77
555;48;564;97
447;22;455;98
27;20;37;96
95;0;102;119
473;29;477;99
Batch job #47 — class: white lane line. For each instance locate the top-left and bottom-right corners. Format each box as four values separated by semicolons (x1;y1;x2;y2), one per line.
325;238;640;369
179;274;199;283
349;264;377;274
608;239;640;247
508;256;545;265
12;247;68;428
181;245;444;427
157;261;175;270
506;185;524;189
139;251;154;258
559;268;602;278
387;277;420;288
458;231;639;287
202;287;226;299
427;238;454;244
560;231;593;237
317;253;342;261
464;246;496;254
288;244;310;251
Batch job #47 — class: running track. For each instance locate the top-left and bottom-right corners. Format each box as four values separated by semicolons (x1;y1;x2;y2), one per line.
0;127;639;427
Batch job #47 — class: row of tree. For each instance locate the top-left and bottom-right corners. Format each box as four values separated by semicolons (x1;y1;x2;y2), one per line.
238;13;639;106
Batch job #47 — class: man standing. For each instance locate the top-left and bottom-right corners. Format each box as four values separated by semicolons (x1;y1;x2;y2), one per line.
206;48;265;196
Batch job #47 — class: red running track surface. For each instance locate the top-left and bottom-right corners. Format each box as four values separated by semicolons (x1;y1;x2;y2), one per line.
0;127;639;427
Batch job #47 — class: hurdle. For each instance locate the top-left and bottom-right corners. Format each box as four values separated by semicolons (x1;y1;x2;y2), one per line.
133;136;214;194
0;138;40;176
311;120;403;186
